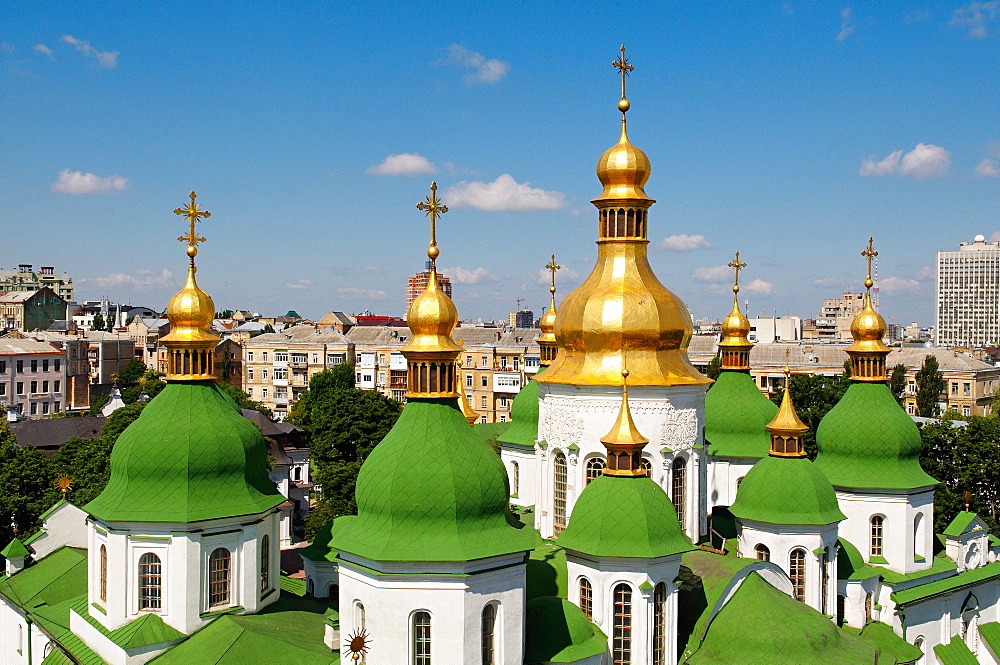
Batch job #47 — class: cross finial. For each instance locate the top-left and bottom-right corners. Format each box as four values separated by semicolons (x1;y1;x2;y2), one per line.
783;347;791;378
173;191;210;264
861;237;878;291
728;251;747;295
545;254;561;294
416;182;449;269
612;45;634;116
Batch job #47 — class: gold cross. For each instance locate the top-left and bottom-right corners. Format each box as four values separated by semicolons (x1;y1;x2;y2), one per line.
612;44;633;102
545;254;561;294
416;182;448;266
862;237;878;290
174;191;210;257
728;251;747;294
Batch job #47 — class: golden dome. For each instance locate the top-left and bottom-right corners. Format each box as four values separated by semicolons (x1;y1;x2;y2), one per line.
593;121;654;203
163;265;218;343
403;270;462;355
538;283;558;344
719;296;752;348
845;238;890;381
849;293;888;349
767;379;809;439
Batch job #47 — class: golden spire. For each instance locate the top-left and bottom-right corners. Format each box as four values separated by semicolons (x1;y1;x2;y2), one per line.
402;183;462;398
718;251;753;370
768;353;808;457
160;191;221;381
846;237;890;381
537;255;561;366
601;363;650;477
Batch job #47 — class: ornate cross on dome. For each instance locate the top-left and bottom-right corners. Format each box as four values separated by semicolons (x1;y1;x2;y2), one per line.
728;252;747;294
862;237;878;290
612;45;633;103
545;254;561;294
174;191;210;260
416;182;448;268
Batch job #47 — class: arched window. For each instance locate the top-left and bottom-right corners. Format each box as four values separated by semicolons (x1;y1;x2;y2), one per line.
640;457;652;476
966;542;981;569
754;544;770;562
821;548;830;615
579;577;593;620
99;544;108;604
914;513;925;561
553;453;568;533
260;535;270;591
585;457;605;485
511;461;519;495
914;637;925;665
138;552;162;610
789;549;806;602
208;548;231;607
671;458;687;531
413;611;431;665
18;624;22;653
653;582;667;665
613;583;633;664
870;516;884;558
356;601;366;630
481;604;497;665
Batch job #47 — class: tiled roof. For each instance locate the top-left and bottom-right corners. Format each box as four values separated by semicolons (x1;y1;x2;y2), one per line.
933;634;979;665
891;561;1000;606
11;417;106;449
730;456;845;526
524;596;607;663
244;325;349;346
344;325;541;349
704;370;777;459
0;339;62;355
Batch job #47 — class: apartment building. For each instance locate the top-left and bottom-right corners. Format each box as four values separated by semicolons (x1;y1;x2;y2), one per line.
0;338;67;418
0;265;74;301
936;234;1000;348
0;288;67;332
802;291;865;341
243;325;353;420
125;317;170;369
406;261;453;312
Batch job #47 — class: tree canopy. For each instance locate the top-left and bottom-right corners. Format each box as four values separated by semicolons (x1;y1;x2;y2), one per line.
889;363;907;404
915;355;945;417
771;362;852;458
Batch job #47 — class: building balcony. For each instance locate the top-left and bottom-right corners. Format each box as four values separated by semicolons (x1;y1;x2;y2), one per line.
273;379;289;387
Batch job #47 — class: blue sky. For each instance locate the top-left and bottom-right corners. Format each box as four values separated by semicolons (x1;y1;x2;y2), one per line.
2;2;997;325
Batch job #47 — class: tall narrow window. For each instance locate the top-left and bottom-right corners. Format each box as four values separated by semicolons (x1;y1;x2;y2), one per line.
653;582;667;665
613;583;633;665
413;611;431;665
914;513;925;561
585;457;605;485
789;549;806;602
672;458;687;531
754;544;770;562
640;458;652;476
209;548;231;607
99;544;108;603
553;453;568;533
821;548;830;615
579;577;593;619
865;593;873;622
260;535;270;591
837;595;846;626
138;552;162;610
481;604;496;665
870;516;884;558
511;462;519;495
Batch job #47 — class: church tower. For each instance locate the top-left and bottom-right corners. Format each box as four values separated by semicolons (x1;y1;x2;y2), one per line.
536;47;712;539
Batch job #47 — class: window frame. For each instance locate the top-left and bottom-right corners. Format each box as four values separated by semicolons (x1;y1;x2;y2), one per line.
208;547;232;608
138;552;163;611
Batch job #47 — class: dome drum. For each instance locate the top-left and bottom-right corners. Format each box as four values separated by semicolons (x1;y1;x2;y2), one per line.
598;207;649;241
404;355;460;399
165;342;217;381
718;349;751;372
848;351;887;382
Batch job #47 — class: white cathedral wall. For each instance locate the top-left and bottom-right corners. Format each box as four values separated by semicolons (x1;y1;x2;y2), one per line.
27;501;88;560
536;383;708;540
500;445;537;508
336;553;526;665
902;579;1000;662
834;488;934;575
707;457;757;509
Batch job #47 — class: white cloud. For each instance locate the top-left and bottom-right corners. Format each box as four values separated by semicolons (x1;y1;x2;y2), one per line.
61;35;118;68
33;44;53;59
813;278;845;288
858;144;950;179
81;269;173;291
531;266;580;285
950;1;999;37
691;265;732;282
445;174;566;212
51;170;130;194
974;158;1000;177
285;279;311;290
880;276;922;295
837;7;856;42
745;279;774;295
440;44;510;84
915;266;935;280
441;266;496;285
367;153;437;176
337;287;387;299
655;234;711;251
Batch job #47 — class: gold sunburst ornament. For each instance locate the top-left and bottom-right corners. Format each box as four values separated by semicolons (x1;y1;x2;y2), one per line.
56;476;74;497
344;628;371;661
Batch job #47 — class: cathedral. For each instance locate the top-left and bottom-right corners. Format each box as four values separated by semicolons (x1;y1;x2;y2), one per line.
2;50;999;665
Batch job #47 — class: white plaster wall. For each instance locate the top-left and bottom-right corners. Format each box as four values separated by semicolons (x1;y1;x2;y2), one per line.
707;457;757;509
838;578;880;629
900;577;1000;662
0;599;29;665
500;445;537;508
834;488;934;575
301;558;338;600
28;501;88;560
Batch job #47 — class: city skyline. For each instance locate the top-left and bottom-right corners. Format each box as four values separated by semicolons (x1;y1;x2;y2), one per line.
2;2;997;325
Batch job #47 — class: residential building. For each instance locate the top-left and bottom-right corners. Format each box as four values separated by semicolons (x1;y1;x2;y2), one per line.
125;317;170;368
936;234;1000;348
315;311;354;333
747;315;801;343
0;338;67;418
507;309;534;328
215;338;244;391
0;264;74;301
802;291;865;341
33;330;135;385
0;288;67;332
405;260;453;312
25;331;90;410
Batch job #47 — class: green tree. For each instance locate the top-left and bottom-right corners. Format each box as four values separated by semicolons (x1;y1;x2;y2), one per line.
263;324;275;333
48;436;115;505
888;363;908;405
217;381;274;420
915;355;946;417
121;376;166;404
0;422;57;545
91;313;105;331
704;356;722;382
216;309;234;319
88;392;111;416
119;358;147;384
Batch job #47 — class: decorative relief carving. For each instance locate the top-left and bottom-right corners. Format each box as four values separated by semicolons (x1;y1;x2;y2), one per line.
659;405;698;454
540;399;585;449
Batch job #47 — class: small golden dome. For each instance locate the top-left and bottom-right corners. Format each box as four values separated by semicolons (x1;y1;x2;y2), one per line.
403;270;462;355
719;297;752;348
767;380;809;439
538;290;558;344
601;369;649;448
594;122;654;203
850;293;887;346
165;266;216;338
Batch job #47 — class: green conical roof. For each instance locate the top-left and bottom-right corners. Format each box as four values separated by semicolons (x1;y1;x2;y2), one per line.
331;398;539;562
730;456;846;526
815;382;936;490
704;370;777;459
85;380;283;523
557;474;693;558
497;376;539;448
1;538;29;558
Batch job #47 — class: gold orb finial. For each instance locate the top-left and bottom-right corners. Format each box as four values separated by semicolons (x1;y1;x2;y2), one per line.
56;475;74;497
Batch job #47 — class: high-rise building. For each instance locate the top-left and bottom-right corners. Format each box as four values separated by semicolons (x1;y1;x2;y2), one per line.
405;260;452;312
936;234;1000;348
507;309;533;328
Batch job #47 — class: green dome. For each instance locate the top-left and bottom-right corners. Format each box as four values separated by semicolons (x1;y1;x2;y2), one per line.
815;382;936;490
524;596;607;664
299;515;357;563
704;370;777;459
557;474;692;558
331;398;539;562
85;380;283;523
730;456;845;525
497;376;539;448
